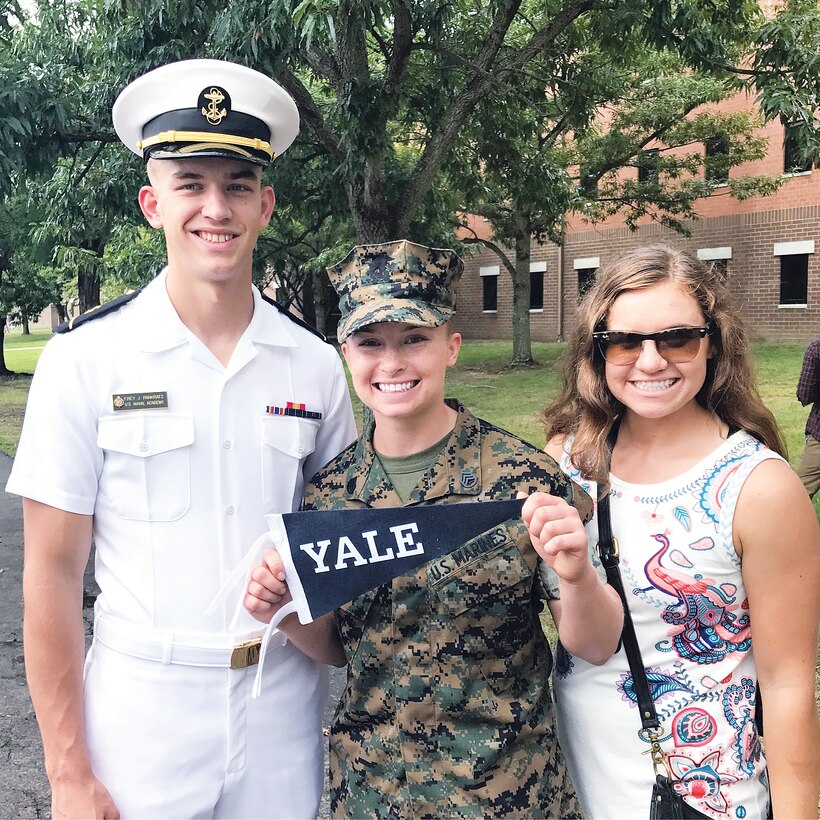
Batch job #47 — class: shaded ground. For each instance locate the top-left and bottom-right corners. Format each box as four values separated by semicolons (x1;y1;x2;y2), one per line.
0;453;50;818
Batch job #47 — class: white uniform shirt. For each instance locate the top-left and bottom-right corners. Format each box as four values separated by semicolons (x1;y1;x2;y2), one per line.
8;270;357;636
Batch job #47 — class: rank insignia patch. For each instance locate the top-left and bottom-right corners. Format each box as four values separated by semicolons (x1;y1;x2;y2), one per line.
112;392;168;411
460;470;478;489
266;402;322;420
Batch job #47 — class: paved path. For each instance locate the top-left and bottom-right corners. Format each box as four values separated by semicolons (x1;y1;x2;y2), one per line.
0;453;342;818
0;453;50;818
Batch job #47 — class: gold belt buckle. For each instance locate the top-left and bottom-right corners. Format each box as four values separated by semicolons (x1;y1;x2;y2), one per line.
230;638;262;669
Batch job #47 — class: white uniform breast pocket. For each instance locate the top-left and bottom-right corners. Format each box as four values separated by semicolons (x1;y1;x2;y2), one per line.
260;415;318;512
97;414;194;521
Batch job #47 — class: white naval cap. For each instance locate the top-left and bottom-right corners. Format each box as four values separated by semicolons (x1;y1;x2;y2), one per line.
112;58;299;167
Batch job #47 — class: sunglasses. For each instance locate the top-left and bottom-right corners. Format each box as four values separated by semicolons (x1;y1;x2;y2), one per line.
592;324;711;366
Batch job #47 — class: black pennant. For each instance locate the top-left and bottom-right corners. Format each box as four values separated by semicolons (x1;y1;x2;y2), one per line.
272;498;525;622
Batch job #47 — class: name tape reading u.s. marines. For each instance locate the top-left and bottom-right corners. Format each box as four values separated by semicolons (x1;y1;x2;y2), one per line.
206;498;524;698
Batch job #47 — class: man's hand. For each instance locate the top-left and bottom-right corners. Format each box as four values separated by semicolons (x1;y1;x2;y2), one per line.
51;772;119;819
244;549;293;624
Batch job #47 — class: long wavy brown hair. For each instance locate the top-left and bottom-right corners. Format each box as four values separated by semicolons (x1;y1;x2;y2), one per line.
542;244;786;492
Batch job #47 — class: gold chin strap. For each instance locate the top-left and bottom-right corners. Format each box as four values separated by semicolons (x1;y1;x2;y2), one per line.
138;130;274;159
179;142;253;158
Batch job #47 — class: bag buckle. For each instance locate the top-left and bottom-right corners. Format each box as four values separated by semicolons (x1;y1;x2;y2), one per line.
643;728;672;779
230;638;262;669
597;537;619;563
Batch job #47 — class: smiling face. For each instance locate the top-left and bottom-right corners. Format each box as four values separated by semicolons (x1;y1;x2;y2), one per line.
137;157;275;287
603;280;714;423
342;322;462;429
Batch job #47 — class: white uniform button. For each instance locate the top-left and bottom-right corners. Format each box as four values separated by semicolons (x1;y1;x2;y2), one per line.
223;440;232;449
139;442;149;452
297;444;305;454
226;505;236;516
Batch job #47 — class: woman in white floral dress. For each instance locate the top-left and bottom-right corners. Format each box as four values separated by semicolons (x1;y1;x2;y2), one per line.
529;245;819;818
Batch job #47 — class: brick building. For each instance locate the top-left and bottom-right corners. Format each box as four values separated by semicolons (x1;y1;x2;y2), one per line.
454;89;818;344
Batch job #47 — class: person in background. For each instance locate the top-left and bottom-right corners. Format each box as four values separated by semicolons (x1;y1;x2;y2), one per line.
244;239;624;818
796;336;820;499
6;59;356;819
542;244;819;818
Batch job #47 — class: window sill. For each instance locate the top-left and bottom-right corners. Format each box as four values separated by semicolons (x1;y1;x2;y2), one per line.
778;303;808;309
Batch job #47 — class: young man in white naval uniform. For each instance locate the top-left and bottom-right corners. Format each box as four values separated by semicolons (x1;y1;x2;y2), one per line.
7;59;357;819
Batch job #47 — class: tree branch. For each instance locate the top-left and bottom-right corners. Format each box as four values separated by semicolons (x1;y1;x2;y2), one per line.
398;0;601;236
462;235;516;278
74;141;106;186
275;67;345;162
384;0;414;96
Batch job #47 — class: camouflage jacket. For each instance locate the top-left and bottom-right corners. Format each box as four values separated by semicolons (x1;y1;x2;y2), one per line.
302;400;591;818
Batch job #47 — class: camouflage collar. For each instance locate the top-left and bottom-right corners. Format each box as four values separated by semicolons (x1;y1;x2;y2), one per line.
343;399;483;504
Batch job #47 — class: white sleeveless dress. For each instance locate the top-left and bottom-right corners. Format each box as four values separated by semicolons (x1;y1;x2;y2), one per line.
554;431;780;819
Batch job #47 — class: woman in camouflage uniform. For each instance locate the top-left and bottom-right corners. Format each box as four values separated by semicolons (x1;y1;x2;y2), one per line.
245;240;623;818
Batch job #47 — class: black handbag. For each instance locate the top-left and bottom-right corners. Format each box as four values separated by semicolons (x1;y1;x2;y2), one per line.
651;775;712;819
596;487;709;820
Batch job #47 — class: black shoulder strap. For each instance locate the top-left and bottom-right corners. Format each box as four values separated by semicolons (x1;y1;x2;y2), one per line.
597;492;660;733
258;289;329;344
597;420;661;733
54;289;143;334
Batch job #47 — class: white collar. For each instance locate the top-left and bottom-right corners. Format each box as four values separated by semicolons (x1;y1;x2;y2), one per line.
136;269;299;352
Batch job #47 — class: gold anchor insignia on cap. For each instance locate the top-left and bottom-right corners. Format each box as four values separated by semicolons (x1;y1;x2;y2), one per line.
200;86;228;125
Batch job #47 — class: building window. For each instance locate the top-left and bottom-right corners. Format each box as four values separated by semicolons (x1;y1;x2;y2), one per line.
480;265;499;312
638;148;659;183
483;276;498;311
705;134;729;183
779;255;809;305
577;268;597;297
710;258;729;280
574;256;600;299
783;123;812;174
697;247;732;282
774;241;814;306
530;262;545;311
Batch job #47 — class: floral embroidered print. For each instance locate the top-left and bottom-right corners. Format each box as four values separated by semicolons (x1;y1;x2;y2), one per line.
553;432;780;819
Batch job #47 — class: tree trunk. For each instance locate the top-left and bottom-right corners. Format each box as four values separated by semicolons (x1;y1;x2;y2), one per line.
510;231;534;366
311;269;327;338
56;303;67;324
78;237;104;314
347;175;396;243
21;314;30;335
78;270;101;315
0;316;12;375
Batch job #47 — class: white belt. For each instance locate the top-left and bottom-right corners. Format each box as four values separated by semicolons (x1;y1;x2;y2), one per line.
93;614;274;669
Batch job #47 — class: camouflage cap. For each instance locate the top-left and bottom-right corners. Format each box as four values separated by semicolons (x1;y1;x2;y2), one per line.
327;240;463;342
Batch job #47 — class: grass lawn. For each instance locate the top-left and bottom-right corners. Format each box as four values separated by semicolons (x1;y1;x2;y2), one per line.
1;333;817;520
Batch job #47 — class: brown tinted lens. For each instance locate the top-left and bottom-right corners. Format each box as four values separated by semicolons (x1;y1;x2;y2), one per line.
656;329;703;362
601;336;641;365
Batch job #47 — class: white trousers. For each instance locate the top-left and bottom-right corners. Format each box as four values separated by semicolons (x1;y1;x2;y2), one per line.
83;638;328;819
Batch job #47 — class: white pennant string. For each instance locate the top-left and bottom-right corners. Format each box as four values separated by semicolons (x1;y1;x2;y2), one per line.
252;600;298;699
